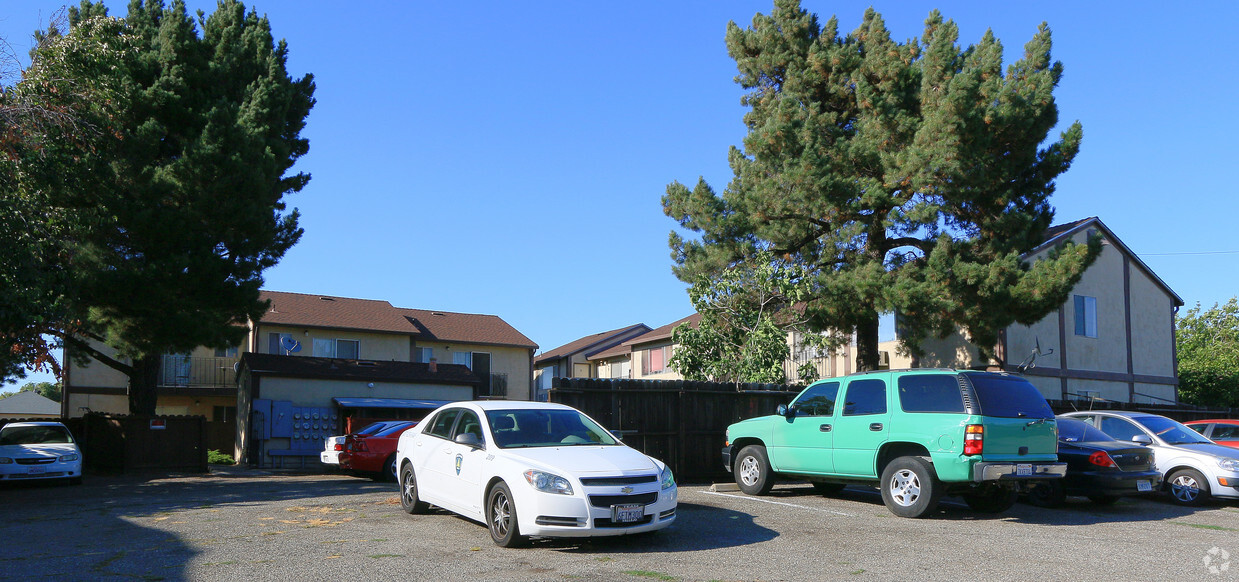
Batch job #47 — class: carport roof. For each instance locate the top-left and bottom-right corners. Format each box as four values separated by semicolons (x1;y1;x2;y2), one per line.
333;398;453;410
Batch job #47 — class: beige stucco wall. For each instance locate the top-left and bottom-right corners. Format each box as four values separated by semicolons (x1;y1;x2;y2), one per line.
413;341;532;400
255;324;410;361
1061;236;1128;372
631;342;684;381
65;340;130;389
156;395;234;421
64;393;128;417
1129;266;1176;378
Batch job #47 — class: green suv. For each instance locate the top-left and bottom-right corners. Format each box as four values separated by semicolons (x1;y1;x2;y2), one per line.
722;369;1066;517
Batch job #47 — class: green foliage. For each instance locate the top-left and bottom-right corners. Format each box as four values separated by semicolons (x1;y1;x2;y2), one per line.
1;1;314;413
1176;298;1239;407
670;253;841;384
207;449;235;465
663;1;1098;370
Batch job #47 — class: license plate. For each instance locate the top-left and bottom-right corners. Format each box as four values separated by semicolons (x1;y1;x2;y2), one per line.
1016;464;1032;477
1137;480;1152;492
27;467;46;475
612;504;644;523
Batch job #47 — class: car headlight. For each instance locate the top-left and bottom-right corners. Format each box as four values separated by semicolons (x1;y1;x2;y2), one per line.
60;454;80;462
524;470;573;495
660;464;676;490
0;457;11;464
1219;458;1239;472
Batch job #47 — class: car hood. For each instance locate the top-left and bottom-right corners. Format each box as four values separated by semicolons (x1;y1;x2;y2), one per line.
502;445;659;476
0;443;78;458
1166;442;1239;460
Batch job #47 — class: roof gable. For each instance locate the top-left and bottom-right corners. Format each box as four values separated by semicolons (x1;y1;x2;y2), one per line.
0;391;60;415
1029;217;1183;307
399;308;537;349
623;314;702;348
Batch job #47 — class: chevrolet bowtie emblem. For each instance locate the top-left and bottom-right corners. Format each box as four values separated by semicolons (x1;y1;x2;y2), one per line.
621;486;634;494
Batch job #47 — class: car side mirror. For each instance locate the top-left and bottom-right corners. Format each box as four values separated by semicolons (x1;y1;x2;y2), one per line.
777;404;795;418
454;432;482;449
1131;434;1153;445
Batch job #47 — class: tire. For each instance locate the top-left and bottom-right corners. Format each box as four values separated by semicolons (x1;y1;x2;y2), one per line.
487;482;526;547
1088;494;1119;506
811;482;846;495
1025;481;1066;508
963;485;1018;513
879;456;941;518
1167;468;1211;506
399;463;428;514
372;454;398;482
734;445;775;496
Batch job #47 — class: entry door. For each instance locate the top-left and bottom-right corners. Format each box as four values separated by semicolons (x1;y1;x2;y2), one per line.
473;353;492;392
831;377;891;477
770;381;839;474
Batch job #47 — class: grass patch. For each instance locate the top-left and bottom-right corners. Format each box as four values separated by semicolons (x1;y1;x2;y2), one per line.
1173;521;1239;532
623;571;677;581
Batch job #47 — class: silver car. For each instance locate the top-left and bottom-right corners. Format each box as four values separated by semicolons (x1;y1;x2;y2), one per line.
1061;411;1239;505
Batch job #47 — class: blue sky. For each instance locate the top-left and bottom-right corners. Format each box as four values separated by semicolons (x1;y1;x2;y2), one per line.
3;1;1236;393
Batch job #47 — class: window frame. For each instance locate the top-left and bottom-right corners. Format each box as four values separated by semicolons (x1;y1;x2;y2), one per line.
1074;294;1098;338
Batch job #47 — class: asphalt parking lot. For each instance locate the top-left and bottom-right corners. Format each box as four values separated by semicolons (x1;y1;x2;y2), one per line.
1;468;1236;581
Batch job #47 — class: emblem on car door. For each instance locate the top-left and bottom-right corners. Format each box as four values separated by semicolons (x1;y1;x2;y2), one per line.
455;454;463;475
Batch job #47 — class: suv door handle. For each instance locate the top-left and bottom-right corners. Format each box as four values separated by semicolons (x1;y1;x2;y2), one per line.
819;424;831;432
869;423;884;431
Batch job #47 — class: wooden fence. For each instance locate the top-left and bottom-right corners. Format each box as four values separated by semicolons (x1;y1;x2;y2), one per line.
547;377;799;484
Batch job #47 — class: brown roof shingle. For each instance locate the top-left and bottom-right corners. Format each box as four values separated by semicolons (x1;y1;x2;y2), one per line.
258;291;413;334
534;323;650;364
399;308;537;349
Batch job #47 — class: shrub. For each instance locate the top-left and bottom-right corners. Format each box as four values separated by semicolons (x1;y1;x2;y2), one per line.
207;449;235;465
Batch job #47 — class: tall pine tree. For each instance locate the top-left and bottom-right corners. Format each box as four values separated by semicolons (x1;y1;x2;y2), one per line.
3;0;314;414
664;1;1098;370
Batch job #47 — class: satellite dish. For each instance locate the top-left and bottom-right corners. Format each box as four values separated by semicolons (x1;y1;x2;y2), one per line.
280;336;302;353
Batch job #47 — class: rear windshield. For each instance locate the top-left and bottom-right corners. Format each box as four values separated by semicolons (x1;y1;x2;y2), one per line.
1056;418;1114;443
966;374;1053;419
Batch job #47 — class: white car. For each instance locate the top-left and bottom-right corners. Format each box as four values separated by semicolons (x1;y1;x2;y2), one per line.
395;401;677;546
0;422;84;485
1062;411;1239;505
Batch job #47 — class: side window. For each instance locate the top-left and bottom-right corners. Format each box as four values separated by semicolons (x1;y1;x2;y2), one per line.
792;382;840;416
427;409;461;439
1213;425;1239;439
842;379;887;416
898;375;965;413
1099;417;1144;442
454;410;484;444
1187;424;1209;436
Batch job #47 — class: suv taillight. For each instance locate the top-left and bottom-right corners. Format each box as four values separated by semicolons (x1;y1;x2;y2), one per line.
964;424;984;456
1088;451;1116;467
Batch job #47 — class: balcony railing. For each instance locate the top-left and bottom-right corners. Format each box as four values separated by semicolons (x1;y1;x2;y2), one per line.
480;373;508;398
158;355;239;389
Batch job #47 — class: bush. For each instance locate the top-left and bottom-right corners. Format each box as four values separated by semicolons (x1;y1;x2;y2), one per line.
207;449;235;465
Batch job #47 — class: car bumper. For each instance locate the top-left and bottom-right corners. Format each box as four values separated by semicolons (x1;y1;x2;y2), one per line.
1211;470;1239;499
320;451;340;465
516;486;678;538
1063;469;1162;497
0;460;82;481
722;445;734;473
972;462;1067;482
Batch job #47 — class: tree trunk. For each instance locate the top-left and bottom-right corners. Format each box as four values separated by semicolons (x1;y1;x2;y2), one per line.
854;315;881;372
129;355;160;415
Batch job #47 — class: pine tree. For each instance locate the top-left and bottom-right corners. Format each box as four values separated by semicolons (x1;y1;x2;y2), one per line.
664;1;1098;370
3;1;314;414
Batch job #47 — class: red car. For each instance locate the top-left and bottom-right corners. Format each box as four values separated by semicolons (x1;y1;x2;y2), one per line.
338;421;418;481
1186;419;1239;449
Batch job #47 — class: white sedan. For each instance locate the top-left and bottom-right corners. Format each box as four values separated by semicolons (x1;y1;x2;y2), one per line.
395;401;677;546
0;422;83;484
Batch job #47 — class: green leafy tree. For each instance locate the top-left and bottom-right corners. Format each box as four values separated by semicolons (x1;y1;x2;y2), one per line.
2;1;314;414
1176;298;1239;407
670;253;838;385
16;381;62;402
663;1;1098;371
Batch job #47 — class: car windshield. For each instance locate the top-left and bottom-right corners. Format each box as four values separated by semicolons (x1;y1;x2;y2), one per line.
486;409;618;449
372;422;415;437
354;422;390;436
0;425;75;445
965;373;1054;419
1134;416;1212;445
1056;418;1115;443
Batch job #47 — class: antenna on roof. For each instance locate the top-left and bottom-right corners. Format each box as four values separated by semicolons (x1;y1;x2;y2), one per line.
1016;338;1054;374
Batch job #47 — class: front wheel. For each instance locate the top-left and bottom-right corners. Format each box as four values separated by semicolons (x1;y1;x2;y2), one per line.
879;456;940;518
399;463;428;514
1167;468;1211;506
963;485;1018;513
487;482;527;547
734;445;775;496
372;454;398;482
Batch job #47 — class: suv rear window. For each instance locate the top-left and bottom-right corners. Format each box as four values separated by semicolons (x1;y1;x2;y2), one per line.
966;373;1053;419
898;375;965;413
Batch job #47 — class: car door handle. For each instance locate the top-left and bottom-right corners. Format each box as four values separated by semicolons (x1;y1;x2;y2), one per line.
819;424;832;432
869;423;883;431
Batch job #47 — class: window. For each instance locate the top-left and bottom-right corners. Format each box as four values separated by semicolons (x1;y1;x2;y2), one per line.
1213;425;1239;439
453;351;472;368
792;382;839;416
455;410;484;444
427;409;462;439
642;345;671;375
214;345;239;358
313;338;335;357
313;338;360;359
213;406;237;423
413;347;433;363
898;375;965;413
1099;417;1144;442
1074;295;1097;338
268;332;293;354
842;379;887;416
968;373;1053;419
